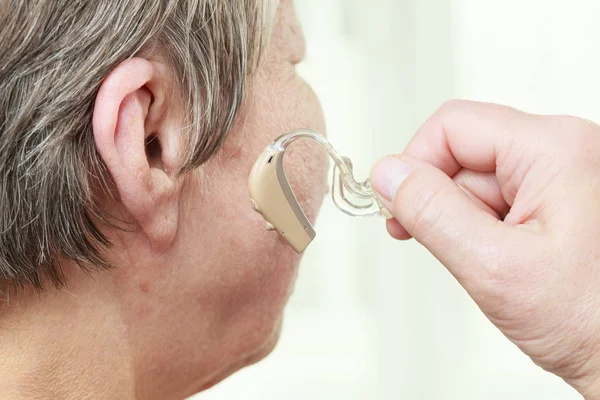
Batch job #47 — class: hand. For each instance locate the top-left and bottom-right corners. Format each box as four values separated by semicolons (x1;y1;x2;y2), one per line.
371;100;600;399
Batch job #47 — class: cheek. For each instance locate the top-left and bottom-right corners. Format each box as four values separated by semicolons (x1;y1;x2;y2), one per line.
283;139;329;223
189;165;301;305
162;71;331;369
275;74;327;140
249;74;330;221
282;78;330;216
199;69;329;314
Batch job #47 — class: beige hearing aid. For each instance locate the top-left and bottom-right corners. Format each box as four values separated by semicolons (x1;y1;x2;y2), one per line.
249;129;391;254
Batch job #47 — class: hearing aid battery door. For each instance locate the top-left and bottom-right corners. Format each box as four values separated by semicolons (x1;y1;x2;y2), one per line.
249;149;316;253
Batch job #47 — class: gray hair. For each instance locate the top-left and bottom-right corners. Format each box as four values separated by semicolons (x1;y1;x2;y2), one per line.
0;0;275;291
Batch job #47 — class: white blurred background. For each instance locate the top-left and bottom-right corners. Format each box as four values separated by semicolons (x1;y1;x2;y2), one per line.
201;0;600;398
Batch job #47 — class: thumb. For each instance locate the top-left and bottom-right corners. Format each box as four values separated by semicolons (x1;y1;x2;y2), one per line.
371;156;511;277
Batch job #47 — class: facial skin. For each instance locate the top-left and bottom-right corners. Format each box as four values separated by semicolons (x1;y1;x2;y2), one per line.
0;1;328;400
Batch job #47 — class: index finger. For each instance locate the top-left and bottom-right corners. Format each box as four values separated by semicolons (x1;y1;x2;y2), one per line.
404;100;540;177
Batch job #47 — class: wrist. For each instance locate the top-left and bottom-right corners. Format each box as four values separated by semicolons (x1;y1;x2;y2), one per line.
581;377;600;400
574;368;600;400
568;338;600;400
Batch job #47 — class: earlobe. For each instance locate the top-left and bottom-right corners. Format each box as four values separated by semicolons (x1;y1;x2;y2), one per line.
92;58;180;250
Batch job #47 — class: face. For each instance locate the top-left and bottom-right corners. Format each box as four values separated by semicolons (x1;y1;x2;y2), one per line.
113;1;329;398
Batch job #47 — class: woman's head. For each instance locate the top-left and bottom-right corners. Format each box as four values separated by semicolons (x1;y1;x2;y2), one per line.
0;0;274;288
0;0;328;397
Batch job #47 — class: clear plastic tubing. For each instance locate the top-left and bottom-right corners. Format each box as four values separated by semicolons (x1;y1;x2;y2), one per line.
269;129;392;219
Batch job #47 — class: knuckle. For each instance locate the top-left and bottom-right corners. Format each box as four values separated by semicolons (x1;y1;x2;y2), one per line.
549;115;600;154
418;99;481;140
557;115;593;131
435;99;468;118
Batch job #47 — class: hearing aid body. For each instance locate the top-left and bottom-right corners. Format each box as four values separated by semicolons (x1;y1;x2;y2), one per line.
249;146;315;253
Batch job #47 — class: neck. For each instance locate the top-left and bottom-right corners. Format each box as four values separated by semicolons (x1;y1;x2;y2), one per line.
0;264;135;400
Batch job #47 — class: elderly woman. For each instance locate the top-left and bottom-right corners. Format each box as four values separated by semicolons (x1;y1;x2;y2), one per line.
0;0;328;398
5;1;600;399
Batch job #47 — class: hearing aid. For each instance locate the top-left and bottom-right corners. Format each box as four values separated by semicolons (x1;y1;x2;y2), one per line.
249;129;391;253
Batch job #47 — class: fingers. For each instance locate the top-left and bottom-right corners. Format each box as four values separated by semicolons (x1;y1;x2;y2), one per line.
384;169;509;240
402;100;546;204
371;156;512;279
453;169;510;219
386;218;411;240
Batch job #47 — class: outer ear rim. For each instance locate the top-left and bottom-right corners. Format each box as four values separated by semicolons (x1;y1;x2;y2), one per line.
92;57;179;251
93;58;154;157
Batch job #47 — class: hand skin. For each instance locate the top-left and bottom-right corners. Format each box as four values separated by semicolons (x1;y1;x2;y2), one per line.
371;100;600;399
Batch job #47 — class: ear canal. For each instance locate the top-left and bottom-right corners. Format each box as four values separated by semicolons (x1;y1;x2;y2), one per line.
145;134;164;170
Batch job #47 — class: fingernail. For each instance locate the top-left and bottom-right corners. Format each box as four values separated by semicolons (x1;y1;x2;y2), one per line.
371;157;411;201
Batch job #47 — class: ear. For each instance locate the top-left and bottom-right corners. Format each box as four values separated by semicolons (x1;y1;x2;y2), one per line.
93;58;181;250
